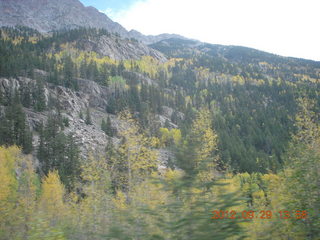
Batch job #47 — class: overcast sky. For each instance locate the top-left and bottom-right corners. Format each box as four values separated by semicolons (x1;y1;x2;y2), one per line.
80;0;320;61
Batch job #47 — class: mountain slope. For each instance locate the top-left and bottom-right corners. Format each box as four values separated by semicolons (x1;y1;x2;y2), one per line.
76;32;167;61
0;0;128;35
151;38;320;64
150;38;320;81
1;26;319;173
0;0;187;44
128;29;188;45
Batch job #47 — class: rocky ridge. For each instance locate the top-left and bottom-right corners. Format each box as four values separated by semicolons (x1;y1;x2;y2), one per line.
0;0;187;44
77;35;167;62
0;0;128;35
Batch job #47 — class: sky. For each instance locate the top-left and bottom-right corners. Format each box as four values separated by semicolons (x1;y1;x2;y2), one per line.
80;0;320;61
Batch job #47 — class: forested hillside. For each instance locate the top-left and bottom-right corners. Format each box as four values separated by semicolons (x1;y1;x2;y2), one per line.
0;26;319;239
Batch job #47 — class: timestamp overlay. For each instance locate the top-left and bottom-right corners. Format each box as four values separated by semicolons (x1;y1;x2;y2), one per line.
211;210;308;220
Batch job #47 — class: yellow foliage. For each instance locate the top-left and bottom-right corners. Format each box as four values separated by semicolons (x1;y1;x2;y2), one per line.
131;175;168;209
74;154;112;236
191;109;218;165
39;171;67;220
0;146;19;229
232;75;245;85
119;111;158;175
81;154;109;185
49;49;118;75
113;190;127;210
124;56;167;79
0;146;18;203
163;168;184;180
0;146;42;239
171;128;182;145
159;127;170;147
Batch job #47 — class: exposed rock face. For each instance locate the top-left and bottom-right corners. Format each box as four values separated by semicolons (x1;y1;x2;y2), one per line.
77;78;108;110
0;75;176;164
0;76;110;157
0;0;188;45
77;35;167;62
161;106;174;119
63;109;109;157
0;0;128;35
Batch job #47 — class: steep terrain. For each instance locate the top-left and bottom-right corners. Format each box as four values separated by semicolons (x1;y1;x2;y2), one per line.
76;33;166;61
0;0;128;35
1;3;320;238
0;0;186;44
1;26;319;173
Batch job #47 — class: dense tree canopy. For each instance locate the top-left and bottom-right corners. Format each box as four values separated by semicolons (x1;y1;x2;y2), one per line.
0;27;320;239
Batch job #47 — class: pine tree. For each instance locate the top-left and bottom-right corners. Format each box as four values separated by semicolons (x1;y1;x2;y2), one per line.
85;107;92;125
62;55;78;90
20;85;32;108
37;114;80;191
107;109;245;240
151;109;244;240
0;92;33;154
79;110;84;120
33;79;46;112
0;86;4;105
101;118;106;132
176;108;219;180
277;98;320;239
106;116;113;136
101;116;113;136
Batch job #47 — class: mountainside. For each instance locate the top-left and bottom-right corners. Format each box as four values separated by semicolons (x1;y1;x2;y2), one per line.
151;38;320;82
0;0;186;44
76;32;166;61
129;29;188;45
1;10;320;239
0;0;128;35
151;38;320;65
1;26;319;172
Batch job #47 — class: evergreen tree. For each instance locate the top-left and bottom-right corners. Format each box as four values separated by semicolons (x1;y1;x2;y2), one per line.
85;107;92;125
101;116;113;137
20;85;32;108
80;59;88;79
106;97;116;114
79;110;84;120
62;55;78;90
0;92;33;154
117;61;125;75
275;98;320;239
33;79;46;112
37;113;80;191
101;118;106;132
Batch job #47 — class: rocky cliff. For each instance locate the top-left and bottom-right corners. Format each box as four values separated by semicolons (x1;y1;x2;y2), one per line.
0;0;128;35
77;34;167;62
0;0;187;44
0;73;176;164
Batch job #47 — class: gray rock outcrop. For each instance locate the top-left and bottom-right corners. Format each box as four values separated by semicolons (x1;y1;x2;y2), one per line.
0;0;188;45
77;35;167;62
0;0;128;35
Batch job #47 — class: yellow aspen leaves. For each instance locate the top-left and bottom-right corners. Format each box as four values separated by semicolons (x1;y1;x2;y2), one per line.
39;171;67;220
